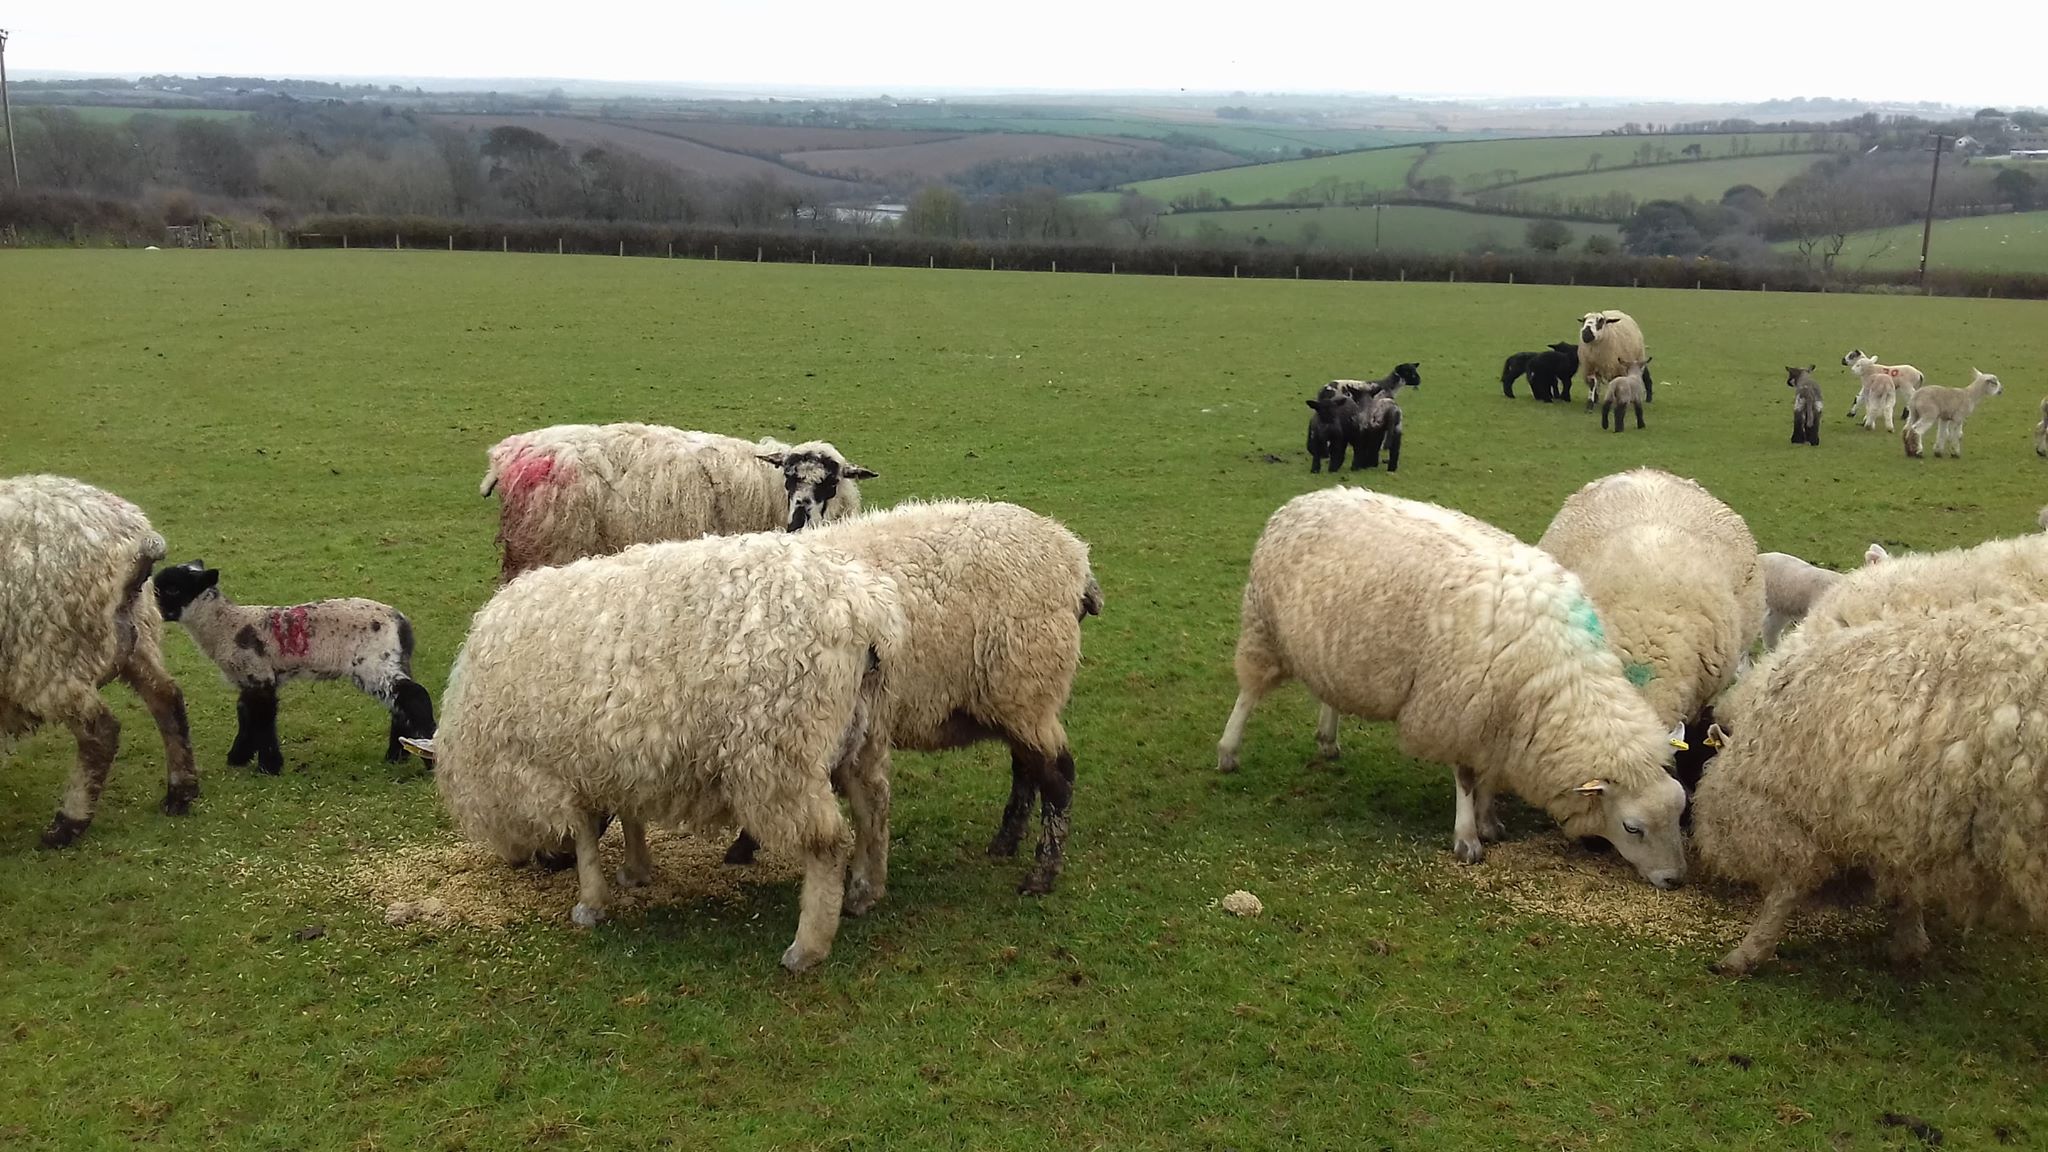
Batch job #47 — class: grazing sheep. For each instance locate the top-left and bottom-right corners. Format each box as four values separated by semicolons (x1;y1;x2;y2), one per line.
1694;599;2048;974
1526;342;1581;403
1215;489;1688;887
2034;397;2048;457
1538;469;1765;742
1786;365;1822;446
1903;369;2002;458
724;500;1102;895
1501;351;1539;399
481;423;875;581
1842;349;1924;431
151;562;435;773
433;532;905;972
1803;530;2048;641
0;475;198;845
1599;359;1650;432
1576;310;1650;410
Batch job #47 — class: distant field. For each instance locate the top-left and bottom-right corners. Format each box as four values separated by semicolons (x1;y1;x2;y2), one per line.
609;119;959;152
786;133;1176;182
41;105;252;123
1508;153;1830;203
1156;204;1620;255
1115;145;1428;205
891;114;1450;157
1774;210;2048;274
433;115;863;195
1412;132;1841;193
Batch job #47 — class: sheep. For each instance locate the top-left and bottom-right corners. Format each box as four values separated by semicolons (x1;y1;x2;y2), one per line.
721;500;1103;895
1693;598;2048;975
1786;365;1822;446
1576;310;1650;410
481;423;875;581
1537;469;1765;748
2033;397;2048;457
1305;382;1367;473
1215;488;1689;887
432;531;905;972
1362;361;1422;399
1357;393;1404;472
1902;368;2002;458
1598;359;1650;432
0;475;198;846
1501;351;1538;398
1759;553;1839;650
1526;342;1580;403
151;561;435;773
1802;529;2048;641
1842;349;1924;432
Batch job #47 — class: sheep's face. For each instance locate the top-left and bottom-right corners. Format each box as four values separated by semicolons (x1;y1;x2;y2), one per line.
1392;362;1422;390
1841;348;1866;367
1786;366;1815;389
1563;772;1688;889
1579;312;1620;344
152;559;220;622
1972;369;2002;396
760;446;877;532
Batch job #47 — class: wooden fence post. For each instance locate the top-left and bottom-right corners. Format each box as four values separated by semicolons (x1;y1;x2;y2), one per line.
1112;261;1116;275
1294;266;1300;279
502;236;507;253
667;241;674;258
447;234;453;251
619;240;625;257
758;247;763;263
1399;269;1405;282
929;255;934;269
867;252;873;266
558;238;564;255
1232;265;1238;278
395;233;401;251
342;234;348;250
1508;272;1514;285
1053;260;1058;273
990;257;995;271
714;245;720;261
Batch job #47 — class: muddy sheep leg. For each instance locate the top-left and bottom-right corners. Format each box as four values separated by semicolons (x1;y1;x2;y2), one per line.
1018;747;1075;896
121;644;198;815
41;698;121;848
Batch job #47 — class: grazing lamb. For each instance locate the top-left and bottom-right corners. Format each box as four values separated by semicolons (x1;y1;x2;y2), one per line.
434;532;905;972
1577;310;1650;409
1786;365;1822;446
1599;360;1650;432
1526;342;1580;403
1538;469;1764;746
1215;489;1688;887
1803;530;2048;641
0;475;198;845
482;423;875;581
1842;349;1924;432
722;501;1102;895
2034;397;2048;457
1902;368;2002;458
152;562;435;772
1694;599;2048;974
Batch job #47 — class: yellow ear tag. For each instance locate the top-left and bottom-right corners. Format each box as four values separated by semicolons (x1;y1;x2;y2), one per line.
1703;724;1726;749
1666;723;1688;751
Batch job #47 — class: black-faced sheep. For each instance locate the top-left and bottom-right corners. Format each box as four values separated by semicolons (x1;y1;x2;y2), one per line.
481;423;875;581
152;562;435;773
1577;311;1650;409
1903;369;2002;458
1787;365;1822;446
433;532;905;972
1305;382;1367;473
1599;359;1649;432
0;475;198;845
1216;489;1688;887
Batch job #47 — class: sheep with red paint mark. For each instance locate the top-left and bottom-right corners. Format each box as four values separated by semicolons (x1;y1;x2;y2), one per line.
1;474;199;846
481;423;875;582
152;562;435;773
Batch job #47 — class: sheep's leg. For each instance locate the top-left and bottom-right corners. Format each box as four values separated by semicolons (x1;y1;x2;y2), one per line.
1216;688;1267;773
1019;747;1075;896
987;742;1040;858
384;677;436;764
1314;703;1341;761
616;817;653;889
724;829;761;865
227;686;260;766
1452;765;1487;864
841;740;892;917
120;643;198;816
784;838;851;973
1600;401;1612;430
568;809;611;928
1383;428;1401;473
238;684;283;774
41;698;121;848
1948;422;1963;458
1712;882;1805;975
1219;628;1286;773
1888;898;1930;968
1633;402;1644;430
1476;778;1505;843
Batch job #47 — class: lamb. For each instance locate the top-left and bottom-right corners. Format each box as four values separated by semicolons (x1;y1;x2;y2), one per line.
1357;393;1404;472
432;531;905;972
1576;310;1650;410
1525;342;1580;403
1362;361;1422;399
1693;599;2048;975
1786;365;1822;446
1537;469;1764;744
1305;382;1367;473
1215;488;1688;887
151;562;435;772
1598;359;1649;432
721;500;1103;895
2033;396;2048;457
1802;529;2048;641
1842;349;1924;432
1501;351;1538;399
1759;553;1839;650
481;423;875;581
0;475;198;846
1902;368;2002;458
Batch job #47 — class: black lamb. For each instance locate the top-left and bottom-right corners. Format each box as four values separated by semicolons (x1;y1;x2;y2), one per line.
1525;342;1580;403
1501;351;1539;398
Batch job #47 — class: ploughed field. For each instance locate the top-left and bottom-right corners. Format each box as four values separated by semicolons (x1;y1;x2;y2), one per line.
2;250;2046;1149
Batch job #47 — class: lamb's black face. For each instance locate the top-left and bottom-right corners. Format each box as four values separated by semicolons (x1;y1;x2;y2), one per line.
768;450;877;531
1394;362;1421;389
1842;349;1864;366
153;560;219;621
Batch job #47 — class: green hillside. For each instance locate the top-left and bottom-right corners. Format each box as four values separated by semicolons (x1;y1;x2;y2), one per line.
1114;145;1427;206
1505;153;1828;203
1774;211;2048;274
1412;132;1842;193
1156;204;1619;255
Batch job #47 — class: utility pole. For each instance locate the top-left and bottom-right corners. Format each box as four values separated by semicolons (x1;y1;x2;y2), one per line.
1374;202;1383;252
0;30;18;191
1917;132;1949;292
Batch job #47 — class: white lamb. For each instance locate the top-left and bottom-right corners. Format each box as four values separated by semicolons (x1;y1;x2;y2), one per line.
0;475;198;845
1756;544;1889;650
1842;349;1924;432
1695;598;2048;974
1215;489;1688;887
1538;469;1765;736
1575;310;1649;410
481;423;874;582
433;531;904;972
2033;397;2048;458
1902;369;2002;458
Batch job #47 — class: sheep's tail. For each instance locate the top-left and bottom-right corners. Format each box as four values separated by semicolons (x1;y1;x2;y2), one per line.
1079;572;1104;619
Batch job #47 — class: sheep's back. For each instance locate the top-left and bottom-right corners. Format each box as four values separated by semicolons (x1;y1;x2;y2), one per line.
1806;533;2048;639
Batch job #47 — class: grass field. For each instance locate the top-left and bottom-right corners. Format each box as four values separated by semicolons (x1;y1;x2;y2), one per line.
1508;153;1831;203
1774;210;2048;275
42;105;252;123
1155;204;1621;255
4;251;2048;1149
1410;132;1838;193
890;114;1452;157
433;115;866;196
1114;145;1427;205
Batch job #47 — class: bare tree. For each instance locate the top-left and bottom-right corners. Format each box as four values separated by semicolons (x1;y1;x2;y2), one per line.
1114;191;1165;242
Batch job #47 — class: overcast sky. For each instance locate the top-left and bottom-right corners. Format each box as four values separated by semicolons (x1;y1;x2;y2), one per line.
6;1;2043;108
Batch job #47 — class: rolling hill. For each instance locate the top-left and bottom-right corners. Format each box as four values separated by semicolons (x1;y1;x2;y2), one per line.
1774;211;2048;275
1155;204;1619;256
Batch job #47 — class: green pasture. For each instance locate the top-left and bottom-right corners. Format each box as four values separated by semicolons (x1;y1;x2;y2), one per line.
39;105;253;124
1510;153;1832;204
1156;204;1621;255
889;113;1456;157
1774;210;2048;275
1412;132;1840;192
1114;144;1426;205
2;250;2046;1149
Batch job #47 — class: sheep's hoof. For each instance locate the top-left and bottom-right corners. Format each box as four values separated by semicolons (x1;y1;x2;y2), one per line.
780;942;826;974
38;812;90;849
1216;750;1240;774
843;878;881;917
1315;741;1341;762
1017;867;1059;896
723;831;759;866
226;749;254;768
1709;952;1755;977
570;903;603;929
615;867;650;890
985;828;1025;858
1453;837;1486;865
161;782;199;816
1479;817;1507;843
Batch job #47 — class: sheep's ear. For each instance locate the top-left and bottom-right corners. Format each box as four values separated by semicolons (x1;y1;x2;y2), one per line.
199;568;221;590
1807;364;1817;372
842;463;878;480
756;452;787;467
1703;723;1729;749
1666;722;1689;751
1573;778;1608;796
1306;399;1319;410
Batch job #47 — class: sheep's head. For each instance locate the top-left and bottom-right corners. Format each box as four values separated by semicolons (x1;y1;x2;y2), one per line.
1785;365;1815;388
757;442;876;531
1391;362;1422;390
1841;348;1867;367
1559;770;1689;890
153;559;220;622
1972;368;2003;397
1547;341;1578;357
1578;312;1622;344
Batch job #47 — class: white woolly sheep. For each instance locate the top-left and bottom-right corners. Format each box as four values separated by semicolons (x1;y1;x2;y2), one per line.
1903;369;2002;458
481;423;875;582
434;531;904;972
152;562;435;772
721;500;1103;895
1842;349;1924;432
1694;599;2048;974
1215;488;1689;887
1576;310;1650;410
2033;397;2048;457
1803;529;2048;641
1538;469;1764;743
0;475;198;845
